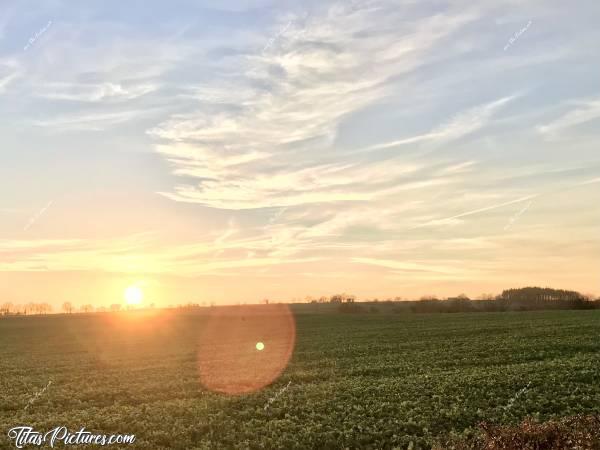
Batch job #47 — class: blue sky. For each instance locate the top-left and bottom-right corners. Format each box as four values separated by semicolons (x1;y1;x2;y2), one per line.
1;0;599;306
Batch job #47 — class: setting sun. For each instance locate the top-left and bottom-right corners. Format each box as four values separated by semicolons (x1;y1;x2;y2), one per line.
124;286;143;306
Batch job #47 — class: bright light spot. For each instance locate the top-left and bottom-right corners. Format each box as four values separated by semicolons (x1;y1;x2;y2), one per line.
124;285;143;305
256;342;265;351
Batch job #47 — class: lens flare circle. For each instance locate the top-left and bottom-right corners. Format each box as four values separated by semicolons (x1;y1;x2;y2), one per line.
197;304;295;395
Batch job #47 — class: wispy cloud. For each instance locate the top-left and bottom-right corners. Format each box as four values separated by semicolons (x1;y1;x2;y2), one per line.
359;95;517;153
0;60;20;94
352;257;462;275
537;97;600;138
34;82;158;103
32;109;159;132
410;194;539;229
149;3;479;209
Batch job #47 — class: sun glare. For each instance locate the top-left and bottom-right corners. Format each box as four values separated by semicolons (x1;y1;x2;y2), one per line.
124;285;143;305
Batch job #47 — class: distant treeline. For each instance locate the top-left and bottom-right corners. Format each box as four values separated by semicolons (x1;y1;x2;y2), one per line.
2;287;598;316
308;288;600;314
0;301;155;316
0;302;53;315
407;288;597;314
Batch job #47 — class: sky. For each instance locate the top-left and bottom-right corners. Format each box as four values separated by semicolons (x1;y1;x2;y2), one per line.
1;0;599;308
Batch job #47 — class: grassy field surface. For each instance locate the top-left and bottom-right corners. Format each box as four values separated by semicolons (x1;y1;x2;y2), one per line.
1;309;599;449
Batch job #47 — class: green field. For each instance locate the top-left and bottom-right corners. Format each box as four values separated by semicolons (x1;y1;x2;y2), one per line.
1;309;600;449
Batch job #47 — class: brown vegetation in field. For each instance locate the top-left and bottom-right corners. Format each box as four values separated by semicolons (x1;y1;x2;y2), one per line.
437;415;600;450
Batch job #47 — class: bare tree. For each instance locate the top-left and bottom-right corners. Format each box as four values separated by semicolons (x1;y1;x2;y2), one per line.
81;304;94;313
62;302;74;314
330;293;356;303
110;304;121;312
39;303;52;314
